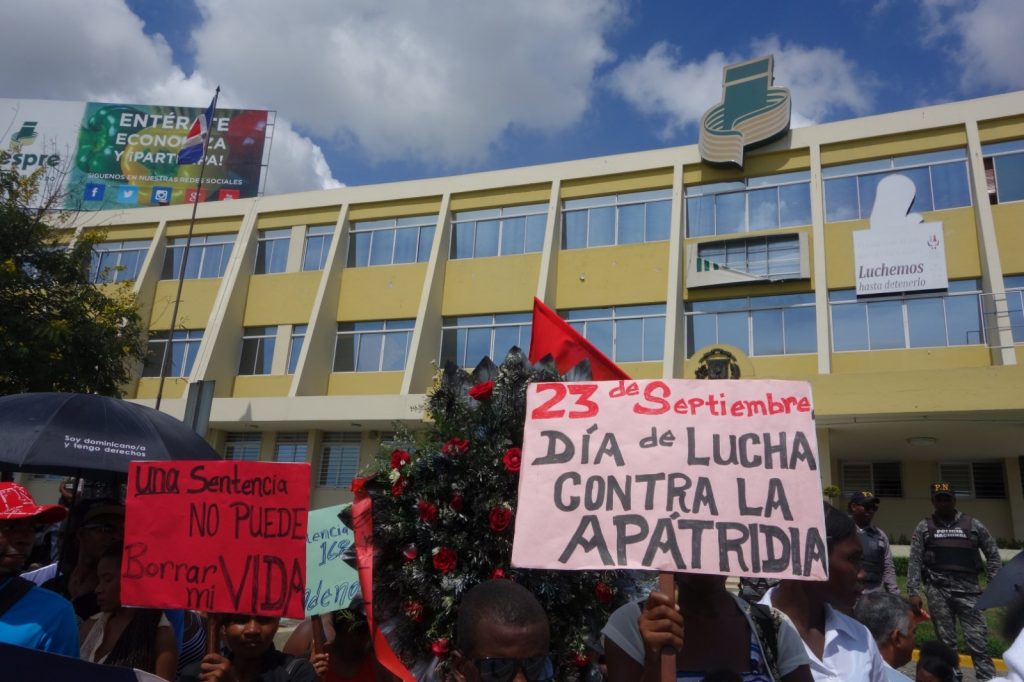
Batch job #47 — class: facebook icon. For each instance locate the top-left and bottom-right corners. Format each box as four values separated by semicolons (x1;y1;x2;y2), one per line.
83;183;105;201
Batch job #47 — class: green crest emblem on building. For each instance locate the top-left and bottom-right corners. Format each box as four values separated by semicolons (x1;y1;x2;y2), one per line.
10;121;38;150
699;55;791;167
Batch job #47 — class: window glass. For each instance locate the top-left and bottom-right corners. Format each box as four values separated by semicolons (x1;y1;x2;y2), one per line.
474;220;500;258
418;226;435;261
614;318;643;361
901;167;934;212
524;215;547;253
931;162;971;209
381;331;409;371
831;303;868;351
907;298;947;347
747;187;778;230
349;232;371;267
857;172;886;217
392;227;419;264
867;300;904;349
752;309;784;355
563;211;587;249
588;206;615;247
784;306;817;354
333;334;355;372
255;229;290;274
617;204;645;244
501;216;526;255
288;325;306;374
465;327;491;365
994;154;1024;203
945;294;983;346
825;176;859;222
586;319;613;357
686;195;715;237
717;311;749;354
643;316;665;361
715;192;745;234
369;229;394;266
687;315;716;354
778;184;811;227
645;201;671;241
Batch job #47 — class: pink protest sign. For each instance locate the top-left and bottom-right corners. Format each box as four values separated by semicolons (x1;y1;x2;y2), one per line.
511;379;827;580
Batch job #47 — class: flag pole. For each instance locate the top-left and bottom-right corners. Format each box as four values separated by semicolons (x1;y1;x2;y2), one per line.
155;86;220;412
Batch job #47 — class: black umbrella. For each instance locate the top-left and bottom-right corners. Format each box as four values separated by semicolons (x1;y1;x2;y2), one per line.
0;392;220;476
978;550;1024;609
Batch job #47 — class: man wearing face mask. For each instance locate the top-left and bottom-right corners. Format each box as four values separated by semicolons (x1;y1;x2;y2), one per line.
907;482;1003;682
849;491;899;595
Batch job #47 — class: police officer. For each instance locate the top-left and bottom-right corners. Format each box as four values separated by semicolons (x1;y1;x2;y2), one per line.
907;482;1002;681
849;490;899;595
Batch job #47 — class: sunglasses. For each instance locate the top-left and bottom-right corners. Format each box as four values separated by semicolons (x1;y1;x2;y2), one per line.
473;656;554;682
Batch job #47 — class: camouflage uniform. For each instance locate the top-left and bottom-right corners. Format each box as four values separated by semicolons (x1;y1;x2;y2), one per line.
907;510;1002;681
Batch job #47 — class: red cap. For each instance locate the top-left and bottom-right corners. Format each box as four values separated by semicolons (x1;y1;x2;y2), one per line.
0;483;68;524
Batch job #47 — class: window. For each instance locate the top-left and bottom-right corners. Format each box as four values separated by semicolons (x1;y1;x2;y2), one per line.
983;139;1024;204
685;293;816;357
938;462;1006;499
829;280;984;351
89;239;150;283
319;432;361;488
451;203;547;258
348;215;435;267
302;225;334;271
274;433;308;463
697;234;802;279
162;234;235;280
334;319;414;372
1004;275;1024;343
565;304;665;362
823;149;971;222
686;171;811;237
142;329;203;377
841;462;903;497
287;324;307;374
562;189;671;249
223;432;261;461
440;313;532;367
239;326;277;375
254;229;291;274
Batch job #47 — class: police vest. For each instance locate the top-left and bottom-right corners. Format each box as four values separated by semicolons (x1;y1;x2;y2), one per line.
924;515;981;574
859;528;885;587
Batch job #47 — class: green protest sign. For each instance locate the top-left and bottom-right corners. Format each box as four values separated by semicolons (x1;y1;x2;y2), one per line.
305;504;360;617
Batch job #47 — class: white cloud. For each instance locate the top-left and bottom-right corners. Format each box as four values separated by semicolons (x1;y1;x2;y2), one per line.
919;0;1024;91
608;37;876;139
0;0;342;193
189;0;622;166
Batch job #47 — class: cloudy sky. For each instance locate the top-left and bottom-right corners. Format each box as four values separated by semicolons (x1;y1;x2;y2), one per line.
1;0;1021;195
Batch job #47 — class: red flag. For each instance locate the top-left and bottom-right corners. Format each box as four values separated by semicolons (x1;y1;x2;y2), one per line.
529;298;631;381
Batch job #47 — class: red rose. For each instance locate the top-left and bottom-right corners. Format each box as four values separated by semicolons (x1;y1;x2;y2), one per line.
351;476;370;494
449;494;464;513
572;652;590;668
391;477;406;497
402;544;418;561
468;380;495;401
403;600;425;623
489;567;507;580
441;437;469;456
502;447;522;473
390;449;410;469
595;581;614;604
432;546;457;573
417;500;438;522
488;506;514;533
431;638;450;657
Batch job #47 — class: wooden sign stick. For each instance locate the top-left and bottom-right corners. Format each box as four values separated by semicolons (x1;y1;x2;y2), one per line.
659;571;675;682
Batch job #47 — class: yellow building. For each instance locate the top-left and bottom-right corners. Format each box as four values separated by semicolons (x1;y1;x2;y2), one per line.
24;90;1024;544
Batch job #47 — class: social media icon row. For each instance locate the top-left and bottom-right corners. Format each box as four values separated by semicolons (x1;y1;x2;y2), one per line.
83;183;241;204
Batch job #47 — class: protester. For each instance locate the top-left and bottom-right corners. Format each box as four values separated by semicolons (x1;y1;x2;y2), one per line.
78;545;177;679
450;579;554;682
854;591;917;681
0;482;79;656
761;503;887;682
42;498;125;621
177;609;209;676
604;571;812;681
973;551;1024;682
849;491;899;595
284;602;377;681
916;641;959;682
178;613;317;681
907;482;1002;681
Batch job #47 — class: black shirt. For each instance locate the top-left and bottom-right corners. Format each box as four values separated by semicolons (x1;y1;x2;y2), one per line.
178;648;317;682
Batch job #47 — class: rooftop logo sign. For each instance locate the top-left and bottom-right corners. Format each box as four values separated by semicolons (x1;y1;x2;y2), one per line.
699;55;791;167
853;174;948;296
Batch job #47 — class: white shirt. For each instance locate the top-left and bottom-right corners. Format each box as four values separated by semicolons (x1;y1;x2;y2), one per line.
760;590;887;682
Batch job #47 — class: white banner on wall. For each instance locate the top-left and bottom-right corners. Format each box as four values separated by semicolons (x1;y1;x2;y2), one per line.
853;174;949;296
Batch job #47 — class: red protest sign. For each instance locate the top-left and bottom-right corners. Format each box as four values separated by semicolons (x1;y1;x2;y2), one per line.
122;460;310;619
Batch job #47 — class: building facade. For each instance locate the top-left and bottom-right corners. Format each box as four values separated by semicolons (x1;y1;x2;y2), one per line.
24;90;1024;543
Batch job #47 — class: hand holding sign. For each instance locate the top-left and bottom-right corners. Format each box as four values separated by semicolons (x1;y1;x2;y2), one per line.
511;379;827;580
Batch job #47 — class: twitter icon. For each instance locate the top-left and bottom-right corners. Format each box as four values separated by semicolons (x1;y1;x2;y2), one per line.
116;185;139;205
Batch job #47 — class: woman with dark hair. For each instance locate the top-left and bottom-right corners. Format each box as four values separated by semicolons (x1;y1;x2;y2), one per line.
759;503;887;682
78;545;177;679
915;641;958;682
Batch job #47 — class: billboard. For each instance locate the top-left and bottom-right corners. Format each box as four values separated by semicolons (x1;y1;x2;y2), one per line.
0;98;270;210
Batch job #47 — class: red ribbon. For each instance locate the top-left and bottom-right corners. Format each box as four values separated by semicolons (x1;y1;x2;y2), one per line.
353;490;415;681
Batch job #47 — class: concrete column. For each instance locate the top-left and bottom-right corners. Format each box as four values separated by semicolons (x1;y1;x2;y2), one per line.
663;163;686;378
535;180;562;304
1005;456;1024;540
809;144;831;375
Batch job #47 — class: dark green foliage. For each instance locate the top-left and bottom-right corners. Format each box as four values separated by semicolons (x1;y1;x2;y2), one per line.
0;166;144;396
355;349;638;680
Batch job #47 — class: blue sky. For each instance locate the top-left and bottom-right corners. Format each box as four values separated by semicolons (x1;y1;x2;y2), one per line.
2;0;1022;194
